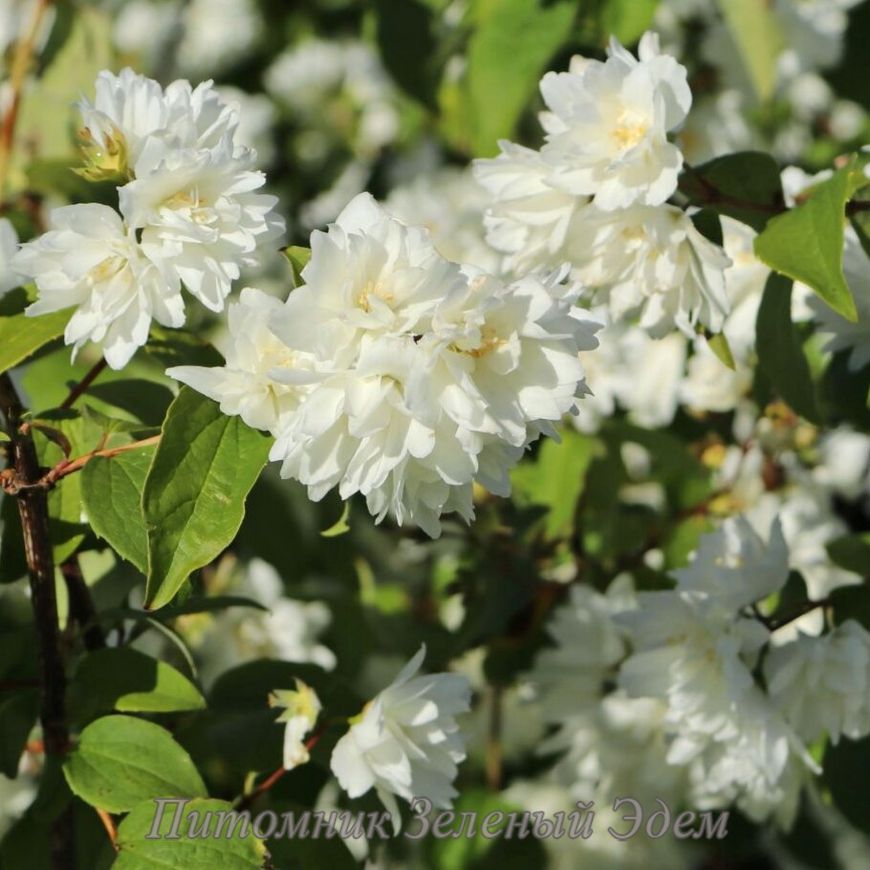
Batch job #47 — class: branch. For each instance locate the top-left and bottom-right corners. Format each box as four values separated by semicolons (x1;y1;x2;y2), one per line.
60;359;108;410
763;598;831;632
0;0;52;205
1;434;161;495
0;372;73;868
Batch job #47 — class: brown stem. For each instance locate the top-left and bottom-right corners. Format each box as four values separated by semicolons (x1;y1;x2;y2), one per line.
0;373;73;868
484;684;503;791
61;557;105;651
0;0;52;205
60;359;108;411
234;730;324;812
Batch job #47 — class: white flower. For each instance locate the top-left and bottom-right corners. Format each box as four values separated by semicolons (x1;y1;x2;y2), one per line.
119;139;284;311
0;217;22;297
267;193;598;537
189;558;336;686
529;581;631;737
680;343;752;413
575;204;731;337
77;68;239;179
766;620;870;745
473;141;582;276
809;229;870;372
168;287;316;433
269;679;322;770
12;204;183;369
617;516;816;822
385;167;501;273
330;645;471;830
538;32;691;210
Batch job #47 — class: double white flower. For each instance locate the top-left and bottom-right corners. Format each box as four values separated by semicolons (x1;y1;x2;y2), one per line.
173;193;599;535
330;645;471;831
474;32;732;339
14;68;283;369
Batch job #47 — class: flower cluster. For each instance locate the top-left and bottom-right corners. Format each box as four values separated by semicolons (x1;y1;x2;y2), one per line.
13;68;283;368
474;32;732;338
172;193;599;536
528;516;870;831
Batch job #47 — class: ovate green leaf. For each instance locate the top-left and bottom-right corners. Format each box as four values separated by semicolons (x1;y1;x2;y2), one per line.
81;446;155;572
62;715;207;813
143;388;271;609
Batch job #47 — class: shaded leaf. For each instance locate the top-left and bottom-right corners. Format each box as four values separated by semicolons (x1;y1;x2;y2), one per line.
755;274;820;422
62;715;207;813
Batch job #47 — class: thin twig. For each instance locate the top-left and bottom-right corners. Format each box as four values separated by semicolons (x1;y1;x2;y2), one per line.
0;0;52;205
234;730;325;812
1;434;161;495
0;372;73;869
60;359;108;410
764;598;831;632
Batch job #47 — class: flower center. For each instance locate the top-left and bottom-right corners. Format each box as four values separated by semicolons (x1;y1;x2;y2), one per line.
611;111;649;150
88;255;126;286
357;280;394;312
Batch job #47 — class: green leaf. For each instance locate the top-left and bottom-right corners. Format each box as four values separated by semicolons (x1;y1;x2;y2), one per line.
719;0;784;103
0;431;9;442
755;274;820;422
510;429;604;540
81;446;155;572
755;160;865;321
69;648;205;719
600;0;660;46
62;715;207;813
374;0;440;108
827;533;870;576
706;332;736;371
464;0;577;156
114;798;266;869
143;388;271;610
0;689;39;778
283;245;312;289
0;287;70;377
679;152;785;232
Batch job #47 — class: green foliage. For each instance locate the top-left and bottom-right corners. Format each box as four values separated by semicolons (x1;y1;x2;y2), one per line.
283;245;312;288
718;0;783;103
63;715;207;813
69;648;205;720
456;0;577;155
755;157;866;321
0;287;69;377
0;689;39;777
679;152;785;232
755;274;820;422
827;533;870;576
142;388;272;609
510;430;604;540
114;799;266;869
600;0;660;46
373;0;441;109
81;447;155;572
